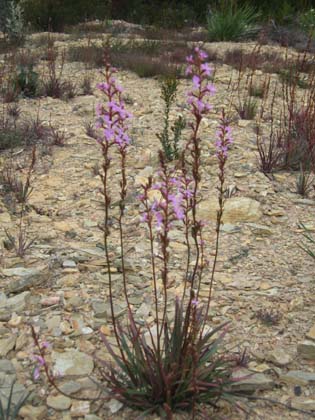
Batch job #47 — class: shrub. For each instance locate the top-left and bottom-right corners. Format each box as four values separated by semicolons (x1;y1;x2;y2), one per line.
42;40;76;99
282;107;315;170
207;3;260;42
2;146;37;257
13;64;39;97
278;68;308;89
255;308;282;326
22;0;110;31
156;75;185;160
299;8;315;37
4;1;24;44
0;106;24;149
0;0;24;44
81;75;93;95
256;129;283;174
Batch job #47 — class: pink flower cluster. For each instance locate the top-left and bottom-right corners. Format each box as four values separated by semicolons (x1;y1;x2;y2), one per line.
186;47;216;118
96;62;132;148
215;117;233;159
32;340;50;380
140;172;193;231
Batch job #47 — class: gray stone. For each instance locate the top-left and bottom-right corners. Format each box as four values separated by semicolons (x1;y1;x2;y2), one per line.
231;369;274;392
0;312;11;322
108;398;123;414
2;266;46;277
59;381;82;395
0;335;16;357
91;300;107;318
136;302;151;318
19;405;47;419
293;198;315;206
297;340;315;360
47;395;72;411
70;401;90;416
199;197;262;223
292;399;315;411
62;260;77;268
15;332;28;351
66;295;83;308
0;359;16;374
46;316;62;332
221;224;241;233
52;349;94;377
0;292;31;315
7;276;42;293
280;370;315;386
266;349;292;367
247;223;273;236
85;415;102;420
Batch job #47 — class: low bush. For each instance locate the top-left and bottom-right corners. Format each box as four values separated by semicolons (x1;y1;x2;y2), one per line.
22;0;110;31
299;8;315;37
157;75;185;160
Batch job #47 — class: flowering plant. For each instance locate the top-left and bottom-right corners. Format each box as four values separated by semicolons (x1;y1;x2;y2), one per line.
94;47;237;418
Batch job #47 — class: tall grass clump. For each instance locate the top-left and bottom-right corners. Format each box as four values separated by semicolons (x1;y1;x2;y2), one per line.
2;146;37;257
90;48;238;417
207;2;259;41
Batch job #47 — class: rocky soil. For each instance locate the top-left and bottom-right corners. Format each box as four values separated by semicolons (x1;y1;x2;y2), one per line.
0;24;315;419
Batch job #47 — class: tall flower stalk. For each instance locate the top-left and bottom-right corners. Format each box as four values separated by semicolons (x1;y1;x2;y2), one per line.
184;48;216;294
95;55;132;351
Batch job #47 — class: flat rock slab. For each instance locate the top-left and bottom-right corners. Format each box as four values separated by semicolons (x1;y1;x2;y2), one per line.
0;292;31;315
231;369;274;392
7;274;47;293
297;340;315;360
52;349;94;377
0;359;16;374
0;335;16;357
1;266;47;277
47;395;72;411
266;349;292;367
199;197;262;223
280;370;315;386
292;398;315;411
19;405;47;419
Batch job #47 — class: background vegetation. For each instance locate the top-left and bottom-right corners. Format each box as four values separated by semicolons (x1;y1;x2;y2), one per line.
0;0;312;31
